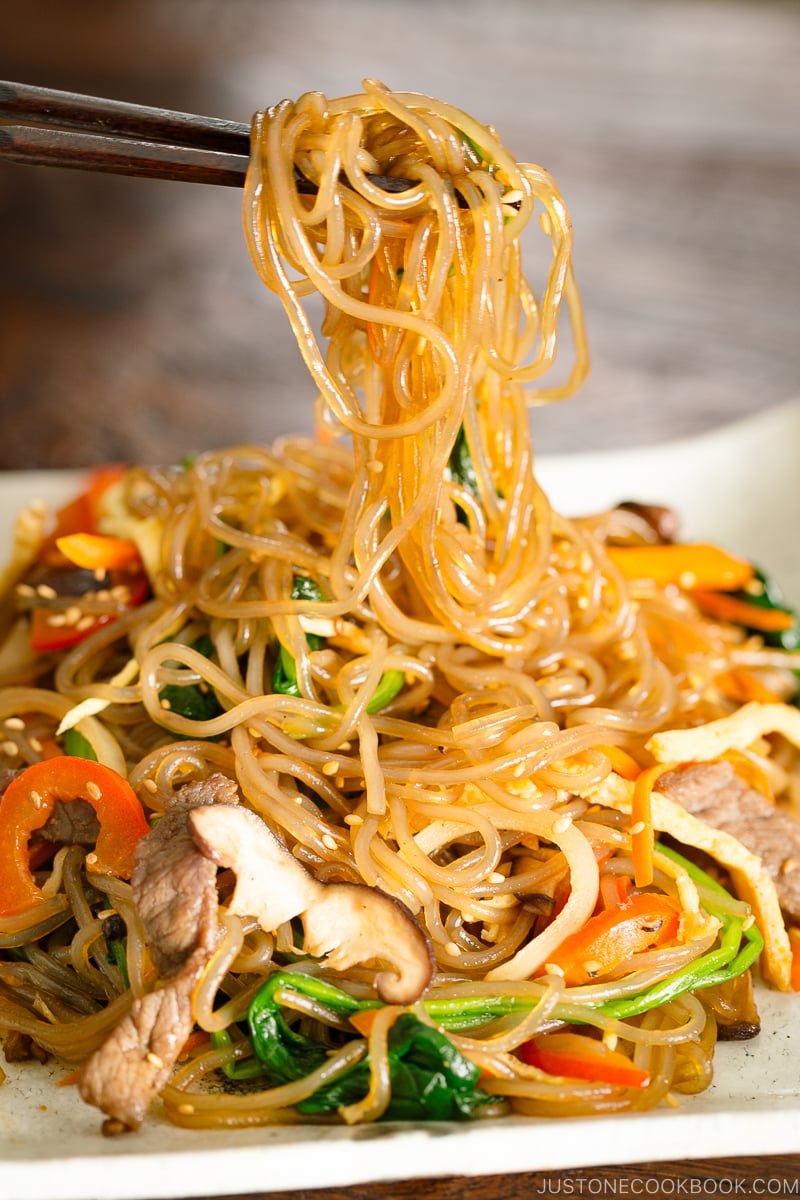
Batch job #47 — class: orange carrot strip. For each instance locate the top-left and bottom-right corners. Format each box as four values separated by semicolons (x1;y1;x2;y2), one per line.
177;1030;211;1061
716;668;785;707
519;1033;650;1089
693;589;796;633
349;1008;382;1037
790;929;800;993
56;1069;82;1087
598;744;642;782
630;763;675;888
56;532;141;572
599;872;631;911
720;750;774;802
607;544;754;591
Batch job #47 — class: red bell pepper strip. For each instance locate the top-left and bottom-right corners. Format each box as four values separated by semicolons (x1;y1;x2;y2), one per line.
28;570;149;655
519;1032;650;1089
541;892;682;986
0;756;150;916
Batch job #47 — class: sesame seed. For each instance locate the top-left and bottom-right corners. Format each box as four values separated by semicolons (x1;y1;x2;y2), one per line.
544;962;565;977
93;568;107;582
742;914;755;931
344;814;363;826
367;459;384;473
630;821;646;837
47;613;67;627
177;1103;195;1115
29;789;43;808
146;1052;164;1069
86;781;102;801
95;908;115;920
321;761;339;776
4;717;25;731
36;584;57;600
444;941;462;957
339;741;352;751
488;872;505;884
94;589;111;602
160;698;172;710
512;763;526;778
29;737;43;754
85;853;98;865
75;615;96;631
2;740;19;757
63;605;83;626
576;595;589;610
552;816;572;834
16;582;36;597
780;858;798;876
603;1032;618;1051
678;572;697;589
582;959;603;976
142;779;158;794
579;551;593;573
110;585;130;602
322;834;338;851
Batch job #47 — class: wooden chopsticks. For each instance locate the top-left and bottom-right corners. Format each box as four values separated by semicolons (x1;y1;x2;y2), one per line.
0;80;421;197
0;79;251;187
0;80;493;207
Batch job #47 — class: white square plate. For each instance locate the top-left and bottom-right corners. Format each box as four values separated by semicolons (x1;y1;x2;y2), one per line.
1;401;799;1200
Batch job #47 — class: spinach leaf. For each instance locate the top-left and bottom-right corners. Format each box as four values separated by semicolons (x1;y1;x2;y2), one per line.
245;972;498;1120
63;728;98;761
272;577;404;712
448;425;481;506
272;577;326;699
159;634;224;727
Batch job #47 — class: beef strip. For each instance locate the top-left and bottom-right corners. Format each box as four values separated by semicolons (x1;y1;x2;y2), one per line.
33;798;101;847
131;774;237;977
79;772;238;1130
657;759;800;924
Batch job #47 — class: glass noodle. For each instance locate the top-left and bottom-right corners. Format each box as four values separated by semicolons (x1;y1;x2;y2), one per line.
1;82;796;1129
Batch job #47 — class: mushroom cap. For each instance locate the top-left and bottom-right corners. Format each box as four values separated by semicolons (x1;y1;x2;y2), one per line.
302;882;435;1004
188;802;434;1004
188;803;321;930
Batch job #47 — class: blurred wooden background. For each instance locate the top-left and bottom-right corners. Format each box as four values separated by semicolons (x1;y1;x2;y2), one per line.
0;0;798;470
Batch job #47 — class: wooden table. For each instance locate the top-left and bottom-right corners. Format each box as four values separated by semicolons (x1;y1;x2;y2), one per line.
1;0;799;1194
207;1159;800;1199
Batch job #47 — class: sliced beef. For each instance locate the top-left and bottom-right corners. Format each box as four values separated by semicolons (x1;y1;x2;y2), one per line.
657;760;800;924
79;772;237;1130
80;946;207;1131
131;774;237;977
33;798;101;847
